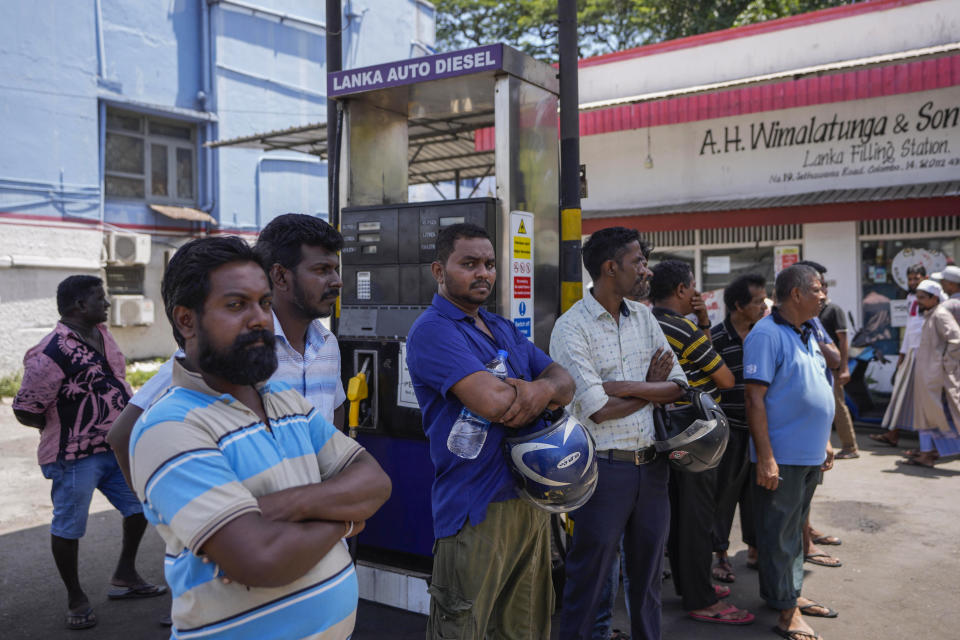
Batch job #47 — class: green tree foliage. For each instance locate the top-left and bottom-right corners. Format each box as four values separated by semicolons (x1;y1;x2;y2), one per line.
435;0;860;62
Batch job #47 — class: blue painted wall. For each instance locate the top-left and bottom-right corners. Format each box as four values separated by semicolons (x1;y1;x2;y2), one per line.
0;0;435;231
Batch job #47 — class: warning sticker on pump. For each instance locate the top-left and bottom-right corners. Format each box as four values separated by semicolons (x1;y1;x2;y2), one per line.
513;236;530;259
514;318;532;338
513;276;531;298
510;210;535;342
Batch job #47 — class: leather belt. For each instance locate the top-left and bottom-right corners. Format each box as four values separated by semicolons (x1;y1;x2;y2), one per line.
597;446;657;465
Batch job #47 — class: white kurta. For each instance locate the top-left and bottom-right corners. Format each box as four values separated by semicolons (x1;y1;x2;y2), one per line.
912;305;960;437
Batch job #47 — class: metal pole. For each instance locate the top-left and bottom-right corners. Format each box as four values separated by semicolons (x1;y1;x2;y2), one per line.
326;0;342;230
558;0;582;313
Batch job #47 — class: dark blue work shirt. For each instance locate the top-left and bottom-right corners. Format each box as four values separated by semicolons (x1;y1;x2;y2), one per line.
406;293;554;539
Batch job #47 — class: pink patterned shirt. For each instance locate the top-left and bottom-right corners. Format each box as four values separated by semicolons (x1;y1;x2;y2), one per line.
13;322;132;465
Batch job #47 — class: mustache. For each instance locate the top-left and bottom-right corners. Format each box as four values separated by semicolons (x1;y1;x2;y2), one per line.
322;290;340;300
470;280;491;289
235;328;276;350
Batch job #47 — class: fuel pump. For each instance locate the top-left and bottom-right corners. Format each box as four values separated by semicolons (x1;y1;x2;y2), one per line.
346;357;370;438
327;43;561;611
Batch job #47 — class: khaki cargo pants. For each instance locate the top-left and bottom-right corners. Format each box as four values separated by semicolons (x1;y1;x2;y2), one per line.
427;498;553;640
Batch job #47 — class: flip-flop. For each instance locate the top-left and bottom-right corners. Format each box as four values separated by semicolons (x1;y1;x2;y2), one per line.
804;553;842;567
772;625;821;640
65;606;97;630
713;584;731;598
869;433;898;446
812;534;842;546
799;602;839;618
901;457;936;468
835;450;859;459
688;605;755;625
712;559;736;583
107;582;169;600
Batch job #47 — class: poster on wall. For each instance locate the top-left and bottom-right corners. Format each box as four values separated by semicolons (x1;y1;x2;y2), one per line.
510;211;535;341
700;289;725;327
889;299;910;328
890;248;947;290
773;246;800;275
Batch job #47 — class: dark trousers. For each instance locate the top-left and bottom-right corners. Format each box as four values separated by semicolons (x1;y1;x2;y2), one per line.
666;466;719;611
751;464;820;610
559;457;670;640
712;428;756;552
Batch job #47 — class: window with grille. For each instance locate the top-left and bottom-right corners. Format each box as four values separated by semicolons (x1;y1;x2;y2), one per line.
858;216;960;238
105;109;196;204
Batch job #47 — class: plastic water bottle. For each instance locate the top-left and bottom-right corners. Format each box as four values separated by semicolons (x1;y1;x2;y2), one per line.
447;350;509;459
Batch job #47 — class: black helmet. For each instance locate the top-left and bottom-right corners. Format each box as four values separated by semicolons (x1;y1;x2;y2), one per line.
653;390;729;473
504;411;598;513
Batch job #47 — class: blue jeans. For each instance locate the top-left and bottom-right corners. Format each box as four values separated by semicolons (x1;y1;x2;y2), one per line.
751;463;819;610
559;457;669;640
592;536;630;640
40;451;142;539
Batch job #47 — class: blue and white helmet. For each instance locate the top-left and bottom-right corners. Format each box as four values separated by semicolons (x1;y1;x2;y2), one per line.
503;412;598;513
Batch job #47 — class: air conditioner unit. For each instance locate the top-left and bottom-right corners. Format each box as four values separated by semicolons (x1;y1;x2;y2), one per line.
109;295;155;327
105;232;151;265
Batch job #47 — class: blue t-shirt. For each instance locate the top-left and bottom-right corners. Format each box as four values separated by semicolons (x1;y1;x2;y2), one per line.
743;311;834;466
406;294;553;539
809;316;834;384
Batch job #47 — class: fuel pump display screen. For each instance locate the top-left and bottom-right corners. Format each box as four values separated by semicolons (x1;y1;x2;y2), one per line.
340;198;498;312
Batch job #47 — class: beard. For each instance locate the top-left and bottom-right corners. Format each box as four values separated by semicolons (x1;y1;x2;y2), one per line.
630;279;651;301
198;327;278;386
293;278;338;319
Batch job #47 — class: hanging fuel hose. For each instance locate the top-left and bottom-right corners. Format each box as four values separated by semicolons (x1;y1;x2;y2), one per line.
346;358;370;439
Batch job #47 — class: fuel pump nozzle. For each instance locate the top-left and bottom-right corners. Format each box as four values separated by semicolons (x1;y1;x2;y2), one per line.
346;358;370;438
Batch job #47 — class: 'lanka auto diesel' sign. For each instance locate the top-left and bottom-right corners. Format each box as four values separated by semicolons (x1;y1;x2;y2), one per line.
580;86;960;212
328;45;503;97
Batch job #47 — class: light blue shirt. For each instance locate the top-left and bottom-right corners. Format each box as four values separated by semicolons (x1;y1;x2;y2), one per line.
272;314;346;425
743;311;834;466
129;314;345;425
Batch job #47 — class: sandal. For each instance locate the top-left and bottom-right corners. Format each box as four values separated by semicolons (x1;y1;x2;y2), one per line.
713;584;731;598
688;604;755;625
107;581;168;600
804;553;842;567
810;532;841;546
799;601;838;618
901;457;936;468
772;625;821;640
902;449;939;459
712;558;736;583
835;449;859;459
65;606;97;630
869;433;898;446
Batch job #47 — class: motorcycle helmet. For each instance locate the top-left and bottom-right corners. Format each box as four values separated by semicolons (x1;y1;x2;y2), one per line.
653;390;729;473
504;411;598;513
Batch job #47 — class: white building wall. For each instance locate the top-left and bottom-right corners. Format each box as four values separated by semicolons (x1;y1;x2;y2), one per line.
0;224;103;375
803;221;860;327
578;0;960;104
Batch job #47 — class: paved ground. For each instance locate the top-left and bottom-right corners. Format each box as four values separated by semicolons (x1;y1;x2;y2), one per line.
2;398;959;639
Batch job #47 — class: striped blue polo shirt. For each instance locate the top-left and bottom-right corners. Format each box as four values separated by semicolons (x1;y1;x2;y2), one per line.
129;359;363;640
